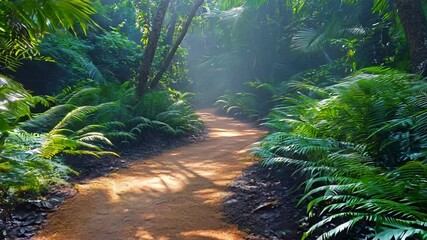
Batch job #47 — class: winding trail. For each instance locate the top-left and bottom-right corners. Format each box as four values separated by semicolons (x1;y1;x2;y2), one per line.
35;109;266;240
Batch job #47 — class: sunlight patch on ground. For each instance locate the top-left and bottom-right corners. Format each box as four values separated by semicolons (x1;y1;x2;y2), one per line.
193;188;225;205
82;173;192;203
35;110;266;240
131;229;156;240
210;128;259;138
180;230;242;240
210;128;246;137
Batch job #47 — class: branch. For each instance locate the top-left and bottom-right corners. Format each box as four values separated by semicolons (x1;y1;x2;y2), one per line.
136;0;171;95
150;0;204;89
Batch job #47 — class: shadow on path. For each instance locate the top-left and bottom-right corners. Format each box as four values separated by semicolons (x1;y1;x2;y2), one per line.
35;109;266;240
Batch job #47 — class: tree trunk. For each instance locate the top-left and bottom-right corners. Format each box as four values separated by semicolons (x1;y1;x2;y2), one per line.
136;0;170;95
150;0;204;89
164;0;178;47
395;0;427;75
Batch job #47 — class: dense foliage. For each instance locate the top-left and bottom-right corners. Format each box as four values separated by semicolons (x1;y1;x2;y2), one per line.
0;0;204;208
208;0;427;239
1;0;427;239
215;82;275;120
257;68;427;239
0;0;96;70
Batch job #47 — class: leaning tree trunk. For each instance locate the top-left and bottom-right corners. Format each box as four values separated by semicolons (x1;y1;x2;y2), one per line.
150;0;205;89
164;0;178;47
395;0;427;76
136;0;171;95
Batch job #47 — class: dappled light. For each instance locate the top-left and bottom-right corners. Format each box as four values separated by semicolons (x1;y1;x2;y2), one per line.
1;0;426;239
209;128;259;138
180;230;242;240
34;110;265;240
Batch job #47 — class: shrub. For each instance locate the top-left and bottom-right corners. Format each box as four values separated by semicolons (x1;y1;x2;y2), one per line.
22;81;204;145
0;76;115;202
256;68;427;239
215;82;275;120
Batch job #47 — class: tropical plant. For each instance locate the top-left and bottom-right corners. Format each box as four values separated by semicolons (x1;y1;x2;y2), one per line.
18;28;142;94
88;30;142;82
0;0;96;70
0;76;115;204
22;81;204;145
215;82;276;120
256;68;427;239
215;91;260;119
96;0;141;42
36;33;103;91
0;75;33;138
0;130;72;199
196;0;415;105
155;100;204;135
0;0;206;212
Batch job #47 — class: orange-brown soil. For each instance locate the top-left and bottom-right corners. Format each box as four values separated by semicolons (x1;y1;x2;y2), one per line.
35;109;266;240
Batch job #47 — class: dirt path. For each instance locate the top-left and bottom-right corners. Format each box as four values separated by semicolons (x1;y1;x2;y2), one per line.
35;109;266;240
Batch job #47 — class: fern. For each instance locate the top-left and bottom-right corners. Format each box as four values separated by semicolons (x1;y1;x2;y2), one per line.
0;130;73;196
257;69;427;239
215;83;276;120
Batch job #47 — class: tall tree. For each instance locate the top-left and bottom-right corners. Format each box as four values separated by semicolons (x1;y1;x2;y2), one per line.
164;0;178;47
136;0;171;94
151;0;205;88
136;0;204;94
395;0;427;75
